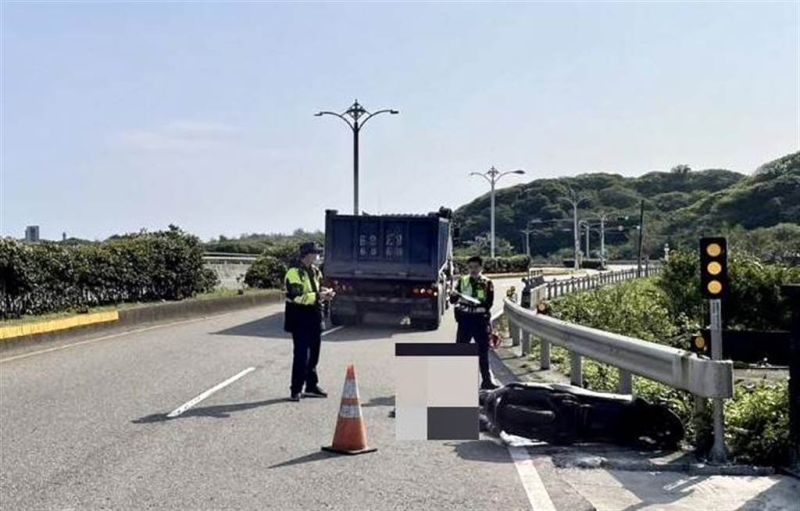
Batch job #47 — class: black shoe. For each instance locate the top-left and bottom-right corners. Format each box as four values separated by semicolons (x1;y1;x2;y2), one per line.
481;381;499;390
304;386;328;398
288;393;301;402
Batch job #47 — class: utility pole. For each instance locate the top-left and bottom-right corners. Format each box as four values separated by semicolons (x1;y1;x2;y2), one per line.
636;200;645;277
585;222;590;258
521;226;535;258
561;186;586;271
599;215;606;269
315;100;399;215
469;166;526;258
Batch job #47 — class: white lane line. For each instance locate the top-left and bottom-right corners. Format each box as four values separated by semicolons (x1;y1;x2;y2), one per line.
322;326;344;337
167;367;256;418
508;446;557;511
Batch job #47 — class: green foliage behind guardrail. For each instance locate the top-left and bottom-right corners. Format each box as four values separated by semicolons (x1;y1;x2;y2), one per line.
549;274;794;466
1;226;218;319
657;250;800;331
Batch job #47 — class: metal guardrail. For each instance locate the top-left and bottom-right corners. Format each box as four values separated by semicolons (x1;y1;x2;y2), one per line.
505;295;733;399
502;272;735;458
203;252;258;263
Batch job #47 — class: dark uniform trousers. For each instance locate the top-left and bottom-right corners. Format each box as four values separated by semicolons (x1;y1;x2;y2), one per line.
455;311;492;384
290;318;321;395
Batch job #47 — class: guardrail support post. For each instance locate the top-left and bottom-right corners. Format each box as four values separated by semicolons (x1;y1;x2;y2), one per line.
540;339;550;370
510;321;520;347
570;353;582;387
521;329;531;355
618;369;633;394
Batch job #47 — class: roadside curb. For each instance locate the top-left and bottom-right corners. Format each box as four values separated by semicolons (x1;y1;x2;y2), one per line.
0;291;283;353
551;451;776;476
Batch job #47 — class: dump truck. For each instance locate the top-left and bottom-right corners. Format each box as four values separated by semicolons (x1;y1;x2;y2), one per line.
322;208;454;330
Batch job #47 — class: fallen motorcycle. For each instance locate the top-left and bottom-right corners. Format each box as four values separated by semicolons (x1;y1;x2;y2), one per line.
479;382;684;449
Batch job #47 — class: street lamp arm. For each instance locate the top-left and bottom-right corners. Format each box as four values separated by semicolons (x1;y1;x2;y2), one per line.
315;111;355;130
359;109;399;129
469;172;493;185
498;169;525;181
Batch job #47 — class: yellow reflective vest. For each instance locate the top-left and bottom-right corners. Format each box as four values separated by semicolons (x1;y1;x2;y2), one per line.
283;265;323;333
285;266;321;306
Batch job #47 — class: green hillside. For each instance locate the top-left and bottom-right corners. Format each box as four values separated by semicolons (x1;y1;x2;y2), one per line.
453;151;799;260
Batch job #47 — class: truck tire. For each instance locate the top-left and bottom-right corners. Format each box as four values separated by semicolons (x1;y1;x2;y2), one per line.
410;316;440;330
330;313;358;326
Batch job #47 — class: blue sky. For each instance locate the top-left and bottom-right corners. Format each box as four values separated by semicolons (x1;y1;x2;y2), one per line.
2;1;797;241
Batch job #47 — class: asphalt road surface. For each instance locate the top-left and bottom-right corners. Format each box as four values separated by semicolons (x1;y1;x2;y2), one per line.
2;277;796;510
1;285;545;510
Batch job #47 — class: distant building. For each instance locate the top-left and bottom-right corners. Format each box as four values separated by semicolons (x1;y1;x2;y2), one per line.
25;225;40;243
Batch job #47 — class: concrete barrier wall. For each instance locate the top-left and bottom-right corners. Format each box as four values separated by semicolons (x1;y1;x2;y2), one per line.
0;291;283;352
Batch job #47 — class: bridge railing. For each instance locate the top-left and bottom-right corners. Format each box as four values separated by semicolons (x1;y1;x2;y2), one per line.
544;265;661;300
203;252;259;264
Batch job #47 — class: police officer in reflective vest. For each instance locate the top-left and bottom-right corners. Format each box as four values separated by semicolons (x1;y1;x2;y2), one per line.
450;255;498;390
284;242;335;402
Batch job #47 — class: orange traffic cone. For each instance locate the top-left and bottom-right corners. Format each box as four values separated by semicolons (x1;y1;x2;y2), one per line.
321;364;377;455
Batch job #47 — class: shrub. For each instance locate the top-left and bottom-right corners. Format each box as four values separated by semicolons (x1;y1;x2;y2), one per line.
244;255;287;289
243;241;306;289
550;278;679;344
562;258;605;269
0;226;217;319
726;381;790;466
656;250;800;331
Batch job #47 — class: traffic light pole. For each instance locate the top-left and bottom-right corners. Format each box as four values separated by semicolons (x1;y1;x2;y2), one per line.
709;298;727;463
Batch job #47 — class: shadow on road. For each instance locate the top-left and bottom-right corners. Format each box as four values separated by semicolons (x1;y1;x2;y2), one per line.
269;451;337;469
451;439;514;464
362;395;395;407
212;313;286;339
132;397;289;423
736;475;800;510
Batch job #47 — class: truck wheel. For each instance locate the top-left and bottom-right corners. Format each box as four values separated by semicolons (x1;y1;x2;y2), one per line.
331;313;357;326
411;316;441;330
330;314;344;327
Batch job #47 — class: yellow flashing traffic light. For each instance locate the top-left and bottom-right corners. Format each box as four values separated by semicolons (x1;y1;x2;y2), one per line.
700;237;728;299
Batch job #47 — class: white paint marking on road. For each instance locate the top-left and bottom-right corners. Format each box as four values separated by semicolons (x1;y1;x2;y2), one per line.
508;446;557;511
166;367;256;418
322;326;344;337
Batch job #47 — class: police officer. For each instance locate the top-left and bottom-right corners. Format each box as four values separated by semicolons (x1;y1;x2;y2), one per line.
284;242;335;402
450;255;498;390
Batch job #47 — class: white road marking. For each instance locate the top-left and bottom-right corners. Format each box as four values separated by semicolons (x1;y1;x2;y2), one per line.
508;446;557;511
167;367;256;418
322;326;344;336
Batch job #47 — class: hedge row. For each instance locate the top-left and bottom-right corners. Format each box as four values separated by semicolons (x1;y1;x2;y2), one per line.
1;226;218;319
562;258;606;270
453;255;531;274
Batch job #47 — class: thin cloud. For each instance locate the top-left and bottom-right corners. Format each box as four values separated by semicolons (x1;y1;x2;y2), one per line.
112;121;241;151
